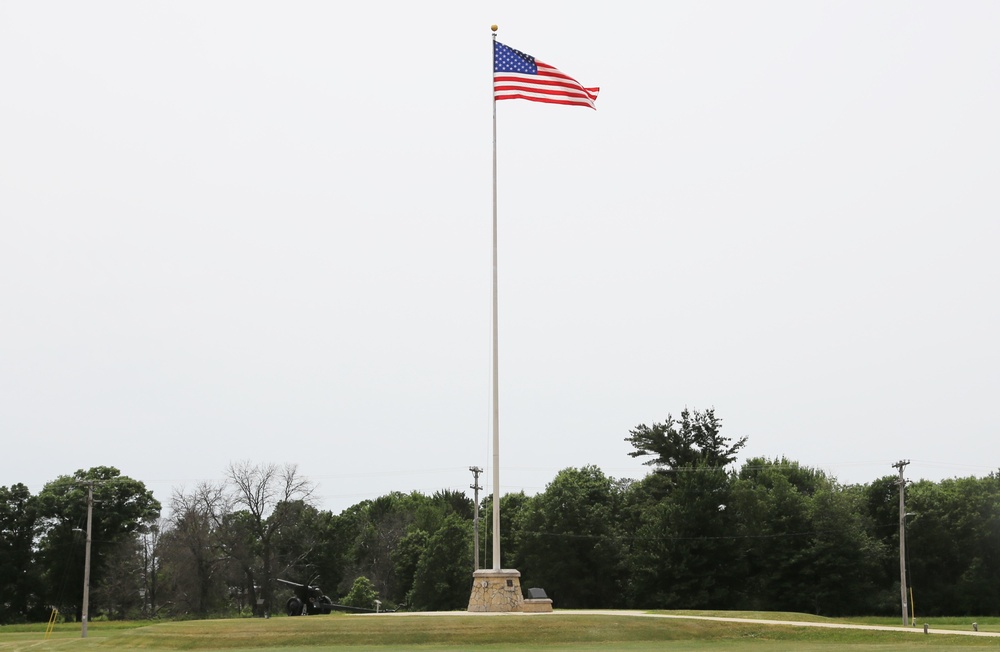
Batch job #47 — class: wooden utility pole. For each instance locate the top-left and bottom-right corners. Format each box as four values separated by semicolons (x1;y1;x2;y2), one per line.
81;481;94;638
893;460;910;627
469;466;483;570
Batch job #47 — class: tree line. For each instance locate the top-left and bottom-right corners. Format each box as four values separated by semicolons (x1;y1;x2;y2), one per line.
2;409;999;623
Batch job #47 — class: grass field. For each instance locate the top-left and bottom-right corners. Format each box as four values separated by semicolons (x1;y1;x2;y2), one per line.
2;611;999;651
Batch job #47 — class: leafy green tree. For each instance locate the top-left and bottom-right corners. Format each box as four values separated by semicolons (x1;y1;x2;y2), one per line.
952;473;1000;615
804;480;886;615
626;463;739;609
731;458;828;611
622;410;745;609
408;514;472;611
430;489;474;521
858;474;904;612
626;409;746;477
338;492;423;601
270;499;328;576
267;499;348;614
341;575;379;610
516;466;627;608
480;491;532;570
306;510;355;604
0;483;42;624
34;467;160;621
730;458;885;615
903;474;1000;616
216;509;260;614
390;528;428;606
862;475;901;547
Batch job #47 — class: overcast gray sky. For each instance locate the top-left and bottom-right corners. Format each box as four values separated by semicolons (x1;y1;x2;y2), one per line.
2;1;998;515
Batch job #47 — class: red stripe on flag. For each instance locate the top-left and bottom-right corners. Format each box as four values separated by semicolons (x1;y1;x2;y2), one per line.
495;93;598;108
494;59;599;109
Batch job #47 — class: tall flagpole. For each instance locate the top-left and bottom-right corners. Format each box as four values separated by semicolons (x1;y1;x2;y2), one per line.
490;23;501;571
474;30;590;610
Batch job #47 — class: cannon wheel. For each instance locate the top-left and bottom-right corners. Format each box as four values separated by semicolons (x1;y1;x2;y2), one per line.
286;597;303;616
317;596;334;615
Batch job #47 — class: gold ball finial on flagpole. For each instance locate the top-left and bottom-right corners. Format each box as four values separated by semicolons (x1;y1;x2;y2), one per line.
491;24;498;32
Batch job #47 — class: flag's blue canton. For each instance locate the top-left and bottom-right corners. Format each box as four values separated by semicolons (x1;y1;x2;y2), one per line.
494;42;537;75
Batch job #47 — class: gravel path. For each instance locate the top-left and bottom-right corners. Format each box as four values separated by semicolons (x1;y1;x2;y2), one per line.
382;609;1000;638
550;610;1000;638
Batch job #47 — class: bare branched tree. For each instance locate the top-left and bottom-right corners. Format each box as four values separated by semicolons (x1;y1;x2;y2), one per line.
223;461;315;616
227;462;314;518
162;481;231;617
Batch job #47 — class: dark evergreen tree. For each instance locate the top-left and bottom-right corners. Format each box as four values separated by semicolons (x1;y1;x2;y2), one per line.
0;483;42;623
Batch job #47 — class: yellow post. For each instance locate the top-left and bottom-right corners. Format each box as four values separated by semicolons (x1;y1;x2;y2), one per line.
910;587;915;626
44;608;58;639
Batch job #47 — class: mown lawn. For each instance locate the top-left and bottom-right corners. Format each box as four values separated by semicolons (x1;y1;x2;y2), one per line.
2;612;999;651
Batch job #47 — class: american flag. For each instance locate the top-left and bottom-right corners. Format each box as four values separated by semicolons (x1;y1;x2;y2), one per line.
493;41;599;110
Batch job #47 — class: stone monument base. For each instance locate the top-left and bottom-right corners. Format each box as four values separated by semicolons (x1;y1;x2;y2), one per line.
521;597;553;612
522;586;553;612
467;569;525;612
